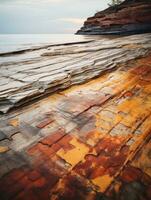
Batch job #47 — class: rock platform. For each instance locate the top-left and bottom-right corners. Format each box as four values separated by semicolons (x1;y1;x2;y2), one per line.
0;33;151;200
0;33;151;114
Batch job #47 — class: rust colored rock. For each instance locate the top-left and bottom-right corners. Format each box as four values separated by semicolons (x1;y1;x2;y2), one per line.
33;176;46;188
120;165;143;182
77;0;151;35
27;144;41;156
51;143;62;152
27;143;55;158
40;128;65;146
130;65;151;75
28;170;41;181
94;137;125;155
50;173;96;200
14;190;38;200
123;91;134;98
58;134;73;149
36;118;54;129
147;185;151;199
0;53;151;199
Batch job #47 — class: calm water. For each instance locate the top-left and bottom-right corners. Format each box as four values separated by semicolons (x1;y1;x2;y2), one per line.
0;34;93;54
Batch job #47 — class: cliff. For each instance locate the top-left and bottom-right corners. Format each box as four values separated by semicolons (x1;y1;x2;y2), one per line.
77;0;151;35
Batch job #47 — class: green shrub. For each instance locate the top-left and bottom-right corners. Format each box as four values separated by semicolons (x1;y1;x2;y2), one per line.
108;0;124;6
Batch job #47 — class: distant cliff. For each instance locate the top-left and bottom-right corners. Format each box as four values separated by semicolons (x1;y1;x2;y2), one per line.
77;0;151;35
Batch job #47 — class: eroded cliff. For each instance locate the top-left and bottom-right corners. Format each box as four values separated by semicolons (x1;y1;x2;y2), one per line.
77;0;151;35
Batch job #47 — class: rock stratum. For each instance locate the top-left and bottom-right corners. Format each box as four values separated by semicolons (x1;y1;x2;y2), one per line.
0;33;151;114
0;33;151;200
77;0;151;35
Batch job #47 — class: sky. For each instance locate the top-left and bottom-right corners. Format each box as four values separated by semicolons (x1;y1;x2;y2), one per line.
0;0;110;34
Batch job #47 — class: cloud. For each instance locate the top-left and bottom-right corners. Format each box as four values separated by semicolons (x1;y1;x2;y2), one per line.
29;0;65;3
0;0;109;33
58;18;85;25
0;0;66;5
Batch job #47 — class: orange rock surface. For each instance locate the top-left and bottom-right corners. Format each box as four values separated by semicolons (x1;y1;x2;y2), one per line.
0;54;151;200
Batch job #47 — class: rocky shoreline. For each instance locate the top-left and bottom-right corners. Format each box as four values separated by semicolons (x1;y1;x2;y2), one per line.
0;1;151;198
0;34;151;114
77;0;151;35
0;43;151;200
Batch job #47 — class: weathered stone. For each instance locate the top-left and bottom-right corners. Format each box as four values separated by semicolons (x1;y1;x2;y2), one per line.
0;34;151;113
0;126;19;139
0;44;151;199
0;131;7;141
77;0;151;35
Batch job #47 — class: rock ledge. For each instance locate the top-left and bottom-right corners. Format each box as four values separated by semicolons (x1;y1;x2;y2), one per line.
77;0;151;35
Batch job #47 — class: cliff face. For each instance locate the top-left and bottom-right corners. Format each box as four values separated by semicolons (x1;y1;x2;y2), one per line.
77;0;151;35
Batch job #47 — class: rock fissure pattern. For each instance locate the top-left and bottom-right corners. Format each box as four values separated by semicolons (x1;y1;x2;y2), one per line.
0;34;151;113
0;40;151;199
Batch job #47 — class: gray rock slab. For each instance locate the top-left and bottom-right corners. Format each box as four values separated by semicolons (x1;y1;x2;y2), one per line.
0;33;151;114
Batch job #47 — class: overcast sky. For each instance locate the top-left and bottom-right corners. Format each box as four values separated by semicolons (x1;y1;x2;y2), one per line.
0;0;110;34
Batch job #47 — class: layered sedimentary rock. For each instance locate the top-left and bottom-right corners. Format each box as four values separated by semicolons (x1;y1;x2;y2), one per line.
0;33;151;114
77;0;151;35
0;50;151;200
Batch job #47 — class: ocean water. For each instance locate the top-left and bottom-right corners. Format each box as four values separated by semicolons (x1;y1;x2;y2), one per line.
0;34;92;54
0;34;118;65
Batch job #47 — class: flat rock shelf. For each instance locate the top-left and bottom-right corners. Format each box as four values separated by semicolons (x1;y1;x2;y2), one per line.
0;33;151;114
0;33;151;200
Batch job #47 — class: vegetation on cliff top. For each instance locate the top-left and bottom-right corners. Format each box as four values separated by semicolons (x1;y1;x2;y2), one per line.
108;0;124;6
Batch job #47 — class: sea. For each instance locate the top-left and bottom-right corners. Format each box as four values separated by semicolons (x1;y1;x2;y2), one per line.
0;34;93;55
